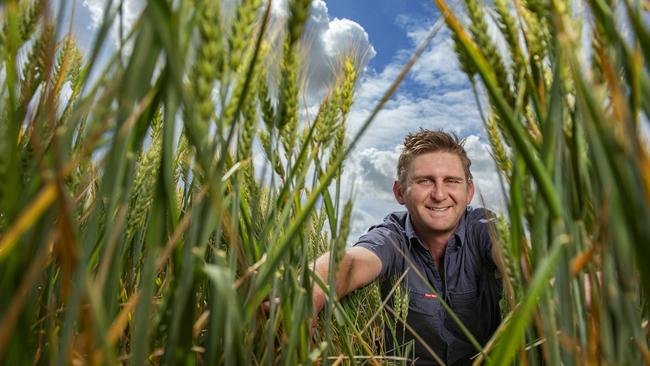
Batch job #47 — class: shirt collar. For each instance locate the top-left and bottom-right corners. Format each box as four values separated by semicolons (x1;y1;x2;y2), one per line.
405;207;469;249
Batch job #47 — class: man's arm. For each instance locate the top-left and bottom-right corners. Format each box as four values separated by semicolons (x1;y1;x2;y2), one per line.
311;247;382;318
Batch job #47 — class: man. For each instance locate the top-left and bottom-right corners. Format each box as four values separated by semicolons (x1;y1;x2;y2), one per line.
311;130;502;365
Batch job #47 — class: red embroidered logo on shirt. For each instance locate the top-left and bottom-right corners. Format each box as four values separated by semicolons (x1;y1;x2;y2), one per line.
424;293;437;299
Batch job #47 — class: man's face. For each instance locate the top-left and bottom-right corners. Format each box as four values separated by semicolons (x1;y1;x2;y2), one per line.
393;151;474;241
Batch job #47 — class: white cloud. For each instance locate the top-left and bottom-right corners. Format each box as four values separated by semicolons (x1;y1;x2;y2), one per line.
463;134;507;213
292;0;376;99
82;0;144;46
82;0;105;29
79;0;375;96
409;30;469;90
352;146;401;202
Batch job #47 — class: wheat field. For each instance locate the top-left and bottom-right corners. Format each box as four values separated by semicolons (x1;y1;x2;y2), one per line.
0;0;649;364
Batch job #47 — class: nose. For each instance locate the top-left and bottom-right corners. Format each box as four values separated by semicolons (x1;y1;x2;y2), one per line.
430;184;446;201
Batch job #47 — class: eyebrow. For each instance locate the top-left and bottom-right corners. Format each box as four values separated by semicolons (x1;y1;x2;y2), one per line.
412;175;465;181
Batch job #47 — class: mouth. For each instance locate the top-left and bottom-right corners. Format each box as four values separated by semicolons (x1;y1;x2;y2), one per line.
426;206;451;212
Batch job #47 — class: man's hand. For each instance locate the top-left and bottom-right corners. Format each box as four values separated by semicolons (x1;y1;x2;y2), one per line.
261;297;280;314
261;292;321;336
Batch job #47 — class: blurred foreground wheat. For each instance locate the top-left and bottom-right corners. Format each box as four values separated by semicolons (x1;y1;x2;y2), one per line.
1;0;649;365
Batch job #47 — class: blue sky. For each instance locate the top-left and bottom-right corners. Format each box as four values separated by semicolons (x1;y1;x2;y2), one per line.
71;0;504;241
326;0;437;70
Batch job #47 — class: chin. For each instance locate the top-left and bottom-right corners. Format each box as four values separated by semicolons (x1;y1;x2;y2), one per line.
430;226;453;233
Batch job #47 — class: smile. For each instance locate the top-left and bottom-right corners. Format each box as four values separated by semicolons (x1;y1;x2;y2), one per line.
426;206;451;212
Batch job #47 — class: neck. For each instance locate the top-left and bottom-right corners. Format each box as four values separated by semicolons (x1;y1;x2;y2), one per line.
423;234;452;274
421;231;452;248
413;222;457;249
423;231;452;255
412;224;457;268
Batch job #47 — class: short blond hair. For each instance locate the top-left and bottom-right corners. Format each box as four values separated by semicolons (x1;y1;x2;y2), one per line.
397;130;472;186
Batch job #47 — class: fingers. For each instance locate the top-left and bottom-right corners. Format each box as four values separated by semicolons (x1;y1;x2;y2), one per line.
262;297;280;315
262;297;320;341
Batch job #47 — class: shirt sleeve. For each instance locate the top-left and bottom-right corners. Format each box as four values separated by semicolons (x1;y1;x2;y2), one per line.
469;208;498;270
353;225;403;280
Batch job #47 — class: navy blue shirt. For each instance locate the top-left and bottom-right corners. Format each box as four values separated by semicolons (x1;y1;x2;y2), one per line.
354;207;502;365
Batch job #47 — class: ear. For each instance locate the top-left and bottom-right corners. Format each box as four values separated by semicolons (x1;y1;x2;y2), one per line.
393;180;406;205
467;180;475;202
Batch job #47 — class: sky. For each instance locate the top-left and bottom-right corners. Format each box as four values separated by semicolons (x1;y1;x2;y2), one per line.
67;0;505;242
294;0;505;239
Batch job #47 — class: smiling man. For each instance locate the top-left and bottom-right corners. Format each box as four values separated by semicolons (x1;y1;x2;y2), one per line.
312;130;502;365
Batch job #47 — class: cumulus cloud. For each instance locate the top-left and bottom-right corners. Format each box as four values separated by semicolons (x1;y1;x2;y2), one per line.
408;30;470;90
283;0;376;99
345;18;486;151
80;0;375;100
463;135;507;212
82;0;144;46
352;146;401;202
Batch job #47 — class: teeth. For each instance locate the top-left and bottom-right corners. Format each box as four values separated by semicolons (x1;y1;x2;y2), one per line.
429;207;448;212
